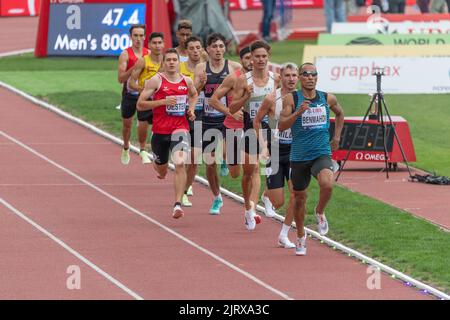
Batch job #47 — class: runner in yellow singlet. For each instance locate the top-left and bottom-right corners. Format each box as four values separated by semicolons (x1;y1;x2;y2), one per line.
129;32;165;164
178;36;205;207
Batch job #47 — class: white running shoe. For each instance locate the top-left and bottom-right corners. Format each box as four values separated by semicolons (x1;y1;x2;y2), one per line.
186;185;193;196
172;205;184;219
139;150;152;164
261;194;276;218
315;210;329;236
181;194;192;207
295;234;307;256
278;236;296;249
244;210;256;231
121;148;130;165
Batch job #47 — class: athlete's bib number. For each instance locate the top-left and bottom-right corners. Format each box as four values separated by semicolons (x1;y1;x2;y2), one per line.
204;96;225;117
249;101;262;120
274;128;292;144
301;106;327;129
166;95;187;116
196;91;205;111
249;100;268;123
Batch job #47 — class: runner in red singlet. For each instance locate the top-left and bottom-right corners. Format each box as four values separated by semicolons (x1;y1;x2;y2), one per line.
137;48;198;219
117;24;149;165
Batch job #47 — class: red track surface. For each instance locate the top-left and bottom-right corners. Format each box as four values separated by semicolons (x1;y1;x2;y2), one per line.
0;17;38;53
0;14;437;300
0;87;432;299
336;163;450;230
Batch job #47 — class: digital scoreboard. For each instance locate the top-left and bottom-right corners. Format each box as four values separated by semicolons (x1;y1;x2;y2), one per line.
47;3;146;56
35;0;161;57
329;116;416;164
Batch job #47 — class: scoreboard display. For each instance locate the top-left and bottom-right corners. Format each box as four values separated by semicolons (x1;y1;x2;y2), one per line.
47;3;146;56
329;116;416;163
34;0;171;57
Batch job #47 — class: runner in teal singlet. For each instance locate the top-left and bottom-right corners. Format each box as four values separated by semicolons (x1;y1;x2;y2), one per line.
278;63;344;256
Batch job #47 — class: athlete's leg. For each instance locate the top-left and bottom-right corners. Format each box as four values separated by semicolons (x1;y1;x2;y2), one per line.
284;181;295;227
250;162;261;206
153;162;168;180
174;160;187;204
266;187;284;209
316;168;334;214
293;189;307;239
137;120;149;150
242;154;256;211
311;156;334;214
206;160;220;197
290;161;312;239
122;118;133;149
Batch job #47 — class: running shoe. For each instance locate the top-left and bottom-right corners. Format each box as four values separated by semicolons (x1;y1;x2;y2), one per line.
220;162;229;176
244;210;256;230
295;234;307;256
121;148;130;165
139;150;152;164
315;208;329;236
172;205;184;219
278;236;296;249
181;194;192;207
186;185;194;196
261;194;276;218
209;197;223;215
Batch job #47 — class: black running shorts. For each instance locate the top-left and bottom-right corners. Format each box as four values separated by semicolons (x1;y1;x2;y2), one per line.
266;152;290;190
290;155;334;191
151;132;190;165
137;110;153;124
202;122;224;153
120;93;139;119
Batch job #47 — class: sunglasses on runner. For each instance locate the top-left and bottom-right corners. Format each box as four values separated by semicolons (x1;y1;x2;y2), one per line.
301;71;318;77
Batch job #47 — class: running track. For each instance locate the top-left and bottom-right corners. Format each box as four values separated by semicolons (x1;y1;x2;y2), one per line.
0;16;433;300
0;87;430;299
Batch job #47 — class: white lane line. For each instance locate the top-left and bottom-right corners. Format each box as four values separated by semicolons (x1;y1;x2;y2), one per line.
0;198;144;300
0;142;113;145
0;48;33;58
0;130;293;300
0;183;170;187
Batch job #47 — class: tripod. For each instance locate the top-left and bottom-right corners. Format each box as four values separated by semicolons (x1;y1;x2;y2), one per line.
335;70;414;181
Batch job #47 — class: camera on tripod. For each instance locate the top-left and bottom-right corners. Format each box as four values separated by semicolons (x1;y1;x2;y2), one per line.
369;67;386;120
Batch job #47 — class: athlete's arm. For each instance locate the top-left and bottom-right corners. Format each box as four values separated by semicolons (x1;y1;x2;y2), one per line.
253;92;274;157
128;57;145;92
194;62;207;92
208;73;236;116
228;77;251;115
278;93;310;131
328;93;344;151
117;50;131;84
230;76;252;114
274;73;282;89
185;77;198;121
137;76;176;111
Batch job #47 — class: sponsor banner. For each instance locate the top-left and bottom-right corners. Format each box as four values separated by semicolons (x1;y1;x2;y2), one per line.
0;0;40;16
315;56;450;94
227;0;322;10
302;44;450;62
318;34;450;45
332;21;450;34
348;13;450;23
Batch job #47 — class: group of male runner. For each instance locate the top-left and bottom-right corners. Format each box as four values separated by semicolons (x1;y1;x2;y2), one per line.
117;22;345;256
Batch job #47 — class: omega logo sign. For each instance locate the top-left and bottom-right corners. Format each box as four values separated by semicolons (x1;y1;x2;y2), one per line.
355;152;388;161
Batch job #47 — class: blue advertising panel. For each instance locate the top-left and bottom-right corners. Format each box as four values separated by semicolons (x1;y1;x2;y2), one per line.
47;3;146;56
